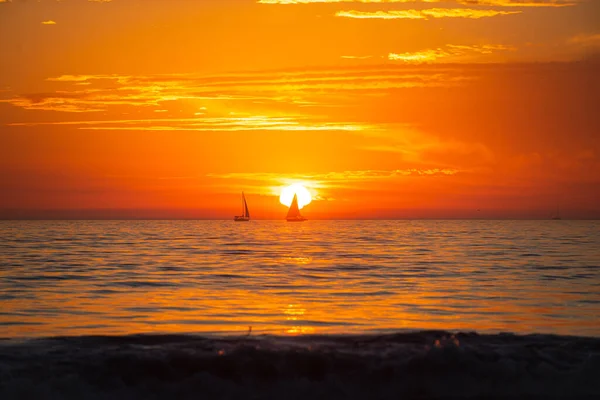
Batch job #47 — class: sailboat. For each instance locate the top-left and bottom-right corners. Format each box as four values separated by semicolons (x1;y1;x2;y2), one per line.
552;203;561;220
234;192;250;222
286;193;307;222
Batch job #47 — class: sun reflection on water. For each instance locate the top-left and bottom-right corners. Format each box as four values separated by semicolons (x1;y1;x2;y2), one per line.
1;220;599;338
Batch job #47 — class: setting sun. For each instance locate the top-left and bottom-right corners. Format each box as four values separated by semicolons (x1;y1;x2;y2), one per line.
279;184;312;209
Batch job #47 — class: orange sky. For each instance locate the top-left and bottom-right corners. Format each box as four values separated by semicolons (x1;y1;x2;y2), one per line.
0;0;599;219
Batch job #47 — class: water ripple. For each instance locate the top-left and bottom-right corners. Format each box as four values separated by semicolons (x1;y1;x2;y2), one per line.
1;220;599;338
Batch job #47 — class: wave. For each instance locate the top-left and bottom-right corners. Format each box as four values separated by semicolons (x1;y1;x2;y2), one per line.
1;330;599;399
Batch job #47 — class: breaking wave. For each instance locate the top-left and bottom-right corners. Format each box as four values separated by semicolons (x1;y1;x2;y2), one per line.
1;330;599;399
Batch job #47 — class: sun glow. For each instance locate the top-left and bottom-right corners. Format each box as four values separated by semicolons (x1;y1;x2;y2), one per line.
279;184;312;209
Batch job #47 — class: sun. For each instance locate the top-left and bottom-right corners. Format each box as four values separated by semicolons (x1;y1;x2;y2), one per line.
280;184;312;209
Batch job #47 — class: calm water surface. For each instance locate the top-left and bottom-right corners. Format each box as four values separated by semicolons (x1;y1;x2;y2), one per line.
1;220;599;338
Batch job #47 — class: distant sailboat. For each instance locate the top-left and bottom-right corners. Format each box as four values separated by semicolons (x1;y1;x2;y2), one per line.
286;193;307;222
552;203;561;220
234;192;250;222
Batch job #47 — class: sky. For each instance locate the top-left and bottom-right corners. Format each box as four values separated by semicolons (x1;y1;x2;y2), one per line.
0;0;599;219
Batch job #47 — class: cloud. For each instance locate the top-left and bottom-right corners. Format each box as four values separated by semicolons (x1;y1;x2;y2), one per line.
41;20;57;25
259;0;426;3
7;116;373;132
389;49;450;63
207;168;460;193
1;65;487;171
341;55;375;59
258;0;578;6
204;168;463;199
337;10;424;19
336;9;522;20
2;0;580;5
454;0;576;6
447;44;516;53
569;33;600;47
209;169;459;181
46;74;133;83
1;67;470;113
389;44;515;63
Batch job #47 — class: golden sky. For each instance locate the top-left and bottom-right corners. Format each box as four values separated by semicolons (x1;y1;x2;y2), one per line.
1;0;599;219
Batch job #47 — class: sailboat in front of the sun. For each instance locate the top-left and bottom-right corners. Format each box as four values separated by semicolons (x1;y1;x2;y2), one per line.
286;193;307;222
234;192;250;222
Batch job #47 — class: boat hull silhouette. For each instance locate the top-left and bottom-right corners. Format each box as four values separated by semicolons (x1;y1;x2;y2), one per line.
286;216;307;222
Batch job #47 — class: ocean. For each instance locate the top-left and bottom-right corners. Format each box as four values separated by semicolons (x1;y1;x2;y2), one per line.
1;220;599;398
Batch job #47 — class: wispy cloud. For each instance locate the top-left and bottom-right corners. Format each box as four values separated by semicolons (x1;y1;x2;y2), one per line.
341;55;375;59
389;49;449;63
41;20;57;25
569;33;600;46
336;9;522;20
2;0;581;5
453;0;577;6
259;0;426;3
207;168;460;194
258;0;578;6
2;64;488;170
389;44;515;63
209;169;459;181
1;67;470;113
7;116;373;133
447;44;516;53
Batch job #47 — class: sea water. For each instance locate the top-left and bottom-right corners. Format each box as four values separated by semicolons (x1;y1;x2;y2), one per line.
1;220;599;338
1;220;599;398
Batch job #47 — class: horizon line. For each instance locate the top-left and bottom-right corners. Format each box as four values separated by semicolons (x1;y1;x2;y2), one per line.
1;218;597;222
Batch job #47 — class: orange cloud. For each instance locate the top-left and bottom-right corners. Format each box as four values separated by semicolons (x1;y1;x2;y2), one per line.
259;0;578;6
8;116;372;132
41;20;56;25
258;0;425;3
1;67;469;113
455;0;576;6
389;49;449;63
447;44;516;53
207;168;460;195
389;44;515;63
569;33;600;46
341;55;375;59
336;9;522;20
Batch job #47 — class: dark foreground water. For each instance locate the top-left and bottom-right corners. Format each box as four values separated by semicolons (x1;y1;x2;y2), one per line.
1;331;600;399
1;220;599;398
